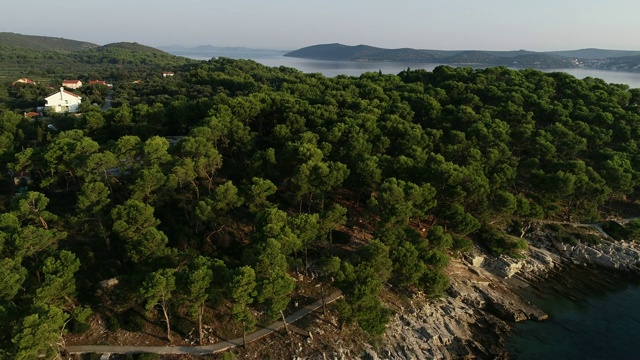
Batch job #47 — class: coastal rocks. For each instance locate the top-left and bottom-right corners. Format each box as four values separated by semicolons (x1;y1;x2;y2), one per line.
526;223;640;273
483;245;561;281
379;294;506;359
375;223;640;359
376;256;549;359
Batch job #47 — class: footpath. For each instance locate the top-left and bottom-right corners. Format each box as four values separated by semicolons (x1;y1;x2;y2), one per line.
66;291;342;356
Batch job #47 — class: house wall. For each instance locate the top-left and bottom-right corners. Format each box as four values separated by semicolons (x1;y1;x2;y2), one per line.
63;81;83;89
45;90;82;113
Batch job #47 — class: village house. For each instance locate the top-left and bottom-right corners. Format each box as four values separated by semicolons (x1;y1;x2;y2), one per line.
23;111;40;118
13;78;36;86
62;79;83;89
88;80;107;86
162;71;174;77
45;87;82;113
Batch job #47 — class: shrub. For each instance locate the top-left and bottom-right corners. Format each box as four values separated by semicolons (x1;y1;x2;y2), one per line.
106;314;120;331
601;221;629;241
574;232;601;246
220;353;237;360
451;234;473;253
136;353;160;360
476;225;528;258
121;309;146;332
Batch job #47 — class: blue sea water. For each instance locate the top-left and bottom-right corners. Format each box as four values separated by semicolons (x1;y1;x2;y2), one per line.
507;268;640;360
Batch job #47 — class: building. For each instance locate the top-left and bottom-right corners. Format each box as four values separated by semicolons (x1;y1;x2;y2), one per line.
162;71;174;77
62;80;83;89
45;87;82;113
13;78;36;86
23;111;40;118
88;80;107;86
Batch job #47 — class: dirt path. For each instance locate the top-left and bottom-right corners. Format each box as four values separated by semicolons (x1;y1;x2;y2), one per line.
66;291;342;356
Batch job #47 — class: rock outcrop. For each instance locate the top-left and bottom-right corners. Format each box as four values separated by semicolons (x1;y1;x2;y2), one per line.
377;249;553;359
377;222;640;359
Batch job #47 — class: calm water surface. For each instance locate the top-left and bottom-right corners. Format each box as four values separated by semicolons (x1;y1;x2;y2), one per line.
178;50;640;89
508;267;640;360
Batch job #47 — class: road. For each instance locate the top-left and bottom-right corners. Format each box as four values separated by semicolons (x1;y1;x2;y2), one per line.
66;291;342;356
101;90;114;111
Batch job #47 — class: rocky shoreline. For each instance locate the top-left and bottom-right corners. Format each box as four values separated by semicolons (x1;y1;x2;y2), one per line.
374;222;640;359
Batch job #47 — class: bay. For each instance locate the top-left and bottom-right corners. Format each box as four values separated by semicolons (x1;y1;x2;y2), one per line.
174;50;640;89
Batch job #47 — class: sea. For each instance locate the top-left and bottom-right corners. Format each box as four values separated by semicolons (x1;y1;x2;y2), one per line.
173;48;640;359
507;267;640;360
172;49;640;89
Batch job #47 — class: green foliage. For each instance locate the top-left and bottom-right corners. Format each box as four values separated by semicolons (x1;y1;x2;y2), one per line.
11;305;68;360
105;314;120;332
450;234;474;253
220;352;238;360
140;269;176;312
476;224;528;258
120;309;146;332
4;48;640;347
111;200;168;263
34;250;80;307
136;353;160;360
0;258;27;301
368;178;436;227
335;240;394;335
228;266;257;331
422;268;451;298
601;221;633;241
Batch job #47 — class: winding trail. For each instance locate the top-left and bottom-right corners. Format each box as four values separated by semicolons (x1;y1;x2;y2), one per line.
66;291;342;356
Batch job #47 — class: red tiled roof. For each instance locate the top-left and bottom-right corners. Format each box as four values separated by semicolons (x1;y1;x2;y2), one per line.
89;80;106;85
13;78;36;85
47;89;81;98
63;90;81;98
24;112;40;117
62;80;81;84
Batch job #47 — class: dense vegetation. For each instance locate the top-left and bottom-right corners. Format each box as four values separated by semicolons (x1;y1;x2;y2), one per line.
0;32;98;52
0;33;194;83
2;40;640;359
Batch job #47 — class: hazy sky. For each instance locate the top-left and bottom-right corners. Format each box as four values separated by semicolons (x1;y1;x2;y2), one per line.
2;0;638;51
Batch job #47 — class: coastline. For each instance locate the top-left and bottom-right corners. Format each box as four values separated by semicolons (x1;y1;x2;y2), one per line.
376;221;640;359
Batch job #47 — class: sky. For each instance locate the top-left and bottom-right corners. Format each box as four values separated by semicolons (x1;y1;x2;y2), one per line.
2;0;639;51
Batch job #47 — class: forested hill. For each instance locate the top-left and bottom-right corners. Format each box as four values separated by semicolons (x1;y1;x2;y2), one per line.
284;43;576;67
0;32;98;51
285;43;640;70
5;53;640;358
0;38;195;83
75;42;188;66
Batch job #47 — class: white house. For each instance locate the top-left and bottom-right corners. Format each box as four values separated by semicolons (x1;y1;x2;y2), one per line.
62;79;83;89
45;87;82;113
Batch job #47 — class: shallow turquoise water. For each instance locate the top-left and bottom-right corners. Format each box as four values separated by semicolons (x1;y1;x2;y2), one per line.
507;267;640;360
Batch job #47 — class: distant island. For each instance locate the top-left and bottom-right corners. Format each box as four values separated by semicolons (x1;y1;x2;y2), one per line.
284;43;640;71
